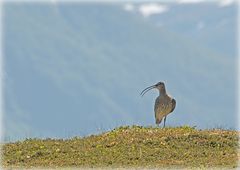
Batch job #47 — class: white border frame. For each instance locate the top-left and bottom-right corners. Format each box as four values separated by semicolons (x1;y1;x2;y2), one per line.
0;0;239;169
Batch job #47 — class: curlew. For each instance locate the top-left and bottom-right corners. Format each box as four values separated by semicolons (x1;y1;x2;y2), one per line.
141;82;176;127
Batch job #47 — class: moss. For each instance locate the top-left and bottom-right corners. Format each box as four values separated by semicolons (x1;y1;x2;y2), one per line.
2;125;239;168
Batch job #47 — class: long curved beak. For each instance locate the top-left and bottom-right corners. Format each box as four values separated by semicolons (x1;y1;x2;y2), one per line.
140;85;156;97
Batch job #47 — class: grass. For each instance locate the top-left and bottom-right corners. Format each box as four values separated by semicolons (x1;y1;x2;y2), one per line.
2;125;239;169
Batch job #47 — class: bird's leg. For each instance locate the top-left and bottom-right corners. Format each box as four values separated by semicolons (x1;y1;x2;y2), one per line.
163;116;167;128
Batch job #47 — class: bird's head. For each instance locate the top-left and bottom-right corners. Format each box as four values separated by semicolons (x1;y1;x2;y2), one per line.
140;82;165;96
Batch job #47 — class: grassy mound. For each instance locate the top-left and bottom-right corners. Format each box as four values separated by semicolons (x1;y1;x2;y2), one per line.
2;126;239;169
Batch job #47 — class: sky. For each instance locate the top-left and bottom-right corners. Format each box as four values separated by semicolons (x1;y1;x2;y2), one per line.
124;0;236;16
1;0;239;141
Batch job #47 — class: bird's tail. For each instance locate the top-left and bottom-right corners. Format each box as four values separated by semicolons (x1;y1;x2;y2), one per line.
156;118;162;125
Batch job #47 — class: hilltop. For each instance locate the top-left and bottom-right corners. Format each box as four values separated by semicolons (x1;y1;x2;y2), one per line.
2;126;239;169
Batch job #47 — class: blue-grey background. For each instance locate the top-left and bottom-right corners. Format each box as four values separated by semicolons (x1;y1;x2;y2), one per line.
3;1;238;141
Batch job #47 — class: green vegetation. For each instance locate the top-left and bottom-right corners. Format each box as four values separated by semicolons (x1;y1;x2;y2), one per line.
2;126;239;169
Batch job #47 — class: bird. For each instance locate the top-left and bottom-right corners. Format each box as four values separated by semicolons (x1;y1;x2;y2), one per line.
141;82;176;127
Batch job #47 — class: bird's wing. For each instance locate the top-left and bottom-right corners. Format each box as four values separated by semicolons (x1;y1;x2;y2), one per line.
170;99;176;113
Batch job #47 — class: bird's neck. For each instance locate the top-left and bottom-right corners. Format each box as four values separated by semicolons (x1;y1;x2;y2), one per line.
159;88;166;95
